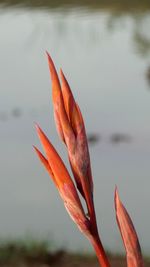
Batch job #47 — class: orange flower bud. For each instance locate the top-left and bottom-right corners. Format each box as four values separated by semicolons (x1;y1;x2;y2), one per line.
46;53;93;217
115;188;144;267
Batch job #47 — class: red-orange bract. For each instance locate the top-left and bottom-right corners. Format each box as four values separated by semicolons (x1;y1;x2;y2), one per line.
46;53;93;218
34;125;90;236
34;53;144;267
115;188;144;267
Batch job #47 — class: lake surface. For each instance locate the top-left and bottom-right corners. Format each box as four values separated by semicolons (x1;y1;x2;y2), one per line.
0;1;150;254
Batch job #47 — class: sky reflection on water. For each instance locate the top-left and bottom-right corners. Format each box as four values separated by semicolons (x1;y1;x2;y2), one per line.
0;4;150;254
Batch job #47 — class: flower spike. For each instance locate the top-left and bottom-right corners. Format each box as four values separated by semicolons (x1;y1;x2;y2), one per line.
115;188;144;267
34;53;143;267
46;52;93;219
45;53;111;267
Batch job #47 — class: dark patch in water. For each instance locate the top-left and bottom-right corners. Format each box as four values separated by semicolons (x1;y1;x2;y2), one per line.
110;133;132;144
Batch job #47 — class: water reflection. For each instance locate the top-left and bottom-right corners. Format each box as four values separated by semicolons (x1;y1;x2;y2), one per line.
87;133;101;145
109;133;132;145
0;0;150;11
146;66;150;87
132;15;150;57
0;112;8;122
11;108;22;118
0;108;22;122
0;1;150;58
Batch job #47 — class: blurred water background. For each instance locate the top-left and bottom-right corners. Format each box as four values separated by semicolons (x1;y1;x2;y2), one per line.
0;0;150;255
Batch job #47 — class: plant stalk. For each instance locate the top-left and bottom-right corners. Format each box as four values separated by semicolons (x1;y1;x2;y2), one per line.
91;235;110;267
88;199;110;267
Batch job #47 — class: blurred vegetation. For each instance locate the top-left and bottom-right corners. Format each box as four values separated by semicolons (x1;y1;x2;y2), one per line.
0;239;50;264
0;0;150;12
0;239;149;266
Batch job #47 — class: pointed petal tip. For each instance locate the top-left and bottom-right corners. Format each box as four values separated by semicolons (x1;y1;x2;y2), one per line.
114;185;118;195
46;51;51;61
35;124;47;145
45;50;49;56
33;144;36;150
33;145;39;153
60;68;65;83
46;51;54;66
46;51;52;63
34;123;41;133
60;68;64;78
114;186;119;208
34;122;39;128
60;68;70;88
33;144;55;179
33;145;44;161
33;145;43;159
